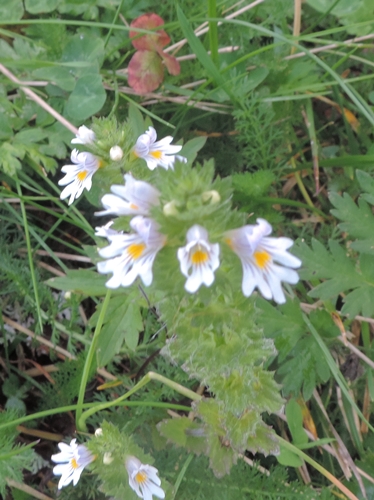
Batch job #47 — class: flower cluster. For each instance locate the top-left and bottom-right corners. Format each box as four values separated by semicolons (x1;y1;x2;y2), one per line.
58;125;184;205
58;120;301;303
51;438;165;499
95;177;301;304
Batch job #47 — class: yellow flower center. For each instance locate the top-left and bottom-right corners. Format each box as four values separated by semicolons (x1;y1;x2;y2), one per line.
70;458;79;469
135;471;147;484
128;243;146;260
150;150;162;159
77;170;88;181
224;237;233;249
254;250;271;269
129;203;139;210
191;248;208;265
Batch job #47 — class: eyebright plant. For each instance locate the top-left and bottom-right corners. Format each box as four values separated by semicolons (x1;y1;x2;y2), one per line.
128;13;180;94
51;113;301;496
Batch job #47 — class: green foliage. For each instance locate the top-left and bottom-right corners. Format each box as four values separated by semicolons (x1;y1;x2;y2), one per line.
39;355;88;409
233;96;288;171
296;239;374;318
258;300;337;399
47;269;109;296
0;411;37;497
306;0;374;35
159;450;334;500
89;291;145;365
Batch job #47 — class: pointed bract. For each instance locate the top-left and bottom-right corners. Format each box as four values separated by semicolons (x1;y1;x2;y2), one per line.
177;225;220;293
225;218;301;304
58;149;100;205
125;456;165;500
133;126;186;170
51;439;94;489
96;216;166;288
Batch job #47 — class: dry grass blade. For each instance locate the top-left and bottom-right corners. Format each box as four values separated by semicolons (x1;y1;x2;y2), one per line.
2;315;116;381
313;390;367;498
6;479;53;500
164;0;265;54
285;33;374;60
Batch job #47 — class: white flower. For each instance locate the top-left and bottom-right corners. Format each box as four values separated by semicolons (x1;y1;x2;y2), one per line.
97;216;166;288
125;456;165;500
58;149;101;205
224;218;302;304
110;145;124;161
51;438;94;490
133;126;186;170
71;125;96;145
95;174;160;217
177;225;220;293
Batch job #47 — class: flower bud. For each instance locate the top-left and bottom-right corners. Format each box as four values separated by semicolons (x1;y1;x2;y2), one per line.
94;428;103;437
202;190;220;204
64;291;72;300
110;145;124;161
163;200;179;217
103;452;114;464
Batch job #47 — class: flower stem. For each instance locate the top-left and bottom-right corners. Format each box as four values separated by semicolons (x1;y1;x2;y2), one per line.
78;371;202;430
76;289;112;430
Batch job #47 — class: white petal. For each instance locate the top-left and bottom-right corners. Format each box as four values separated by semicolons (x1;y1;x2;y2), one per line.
186;225;208;243
146;482;165;499
146;126;157;143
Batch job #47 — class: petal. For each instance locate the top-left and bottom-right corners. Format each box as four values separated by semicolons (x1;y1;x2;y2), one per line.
186;225;208;243
53;464;69;475
185;266;205;293
147;482;165;499
146;126;157;143
272;264;300;285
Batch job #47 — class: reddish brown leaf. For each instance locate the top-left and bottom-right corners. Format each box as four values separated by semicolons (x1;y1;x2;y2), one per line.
128;50;164;94
159;50;180;76
130;13;170;51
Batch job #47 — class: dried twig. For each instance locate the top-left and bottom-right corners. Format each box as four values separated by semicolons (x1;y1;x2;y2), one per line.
6;479;53;500
0;63;77;134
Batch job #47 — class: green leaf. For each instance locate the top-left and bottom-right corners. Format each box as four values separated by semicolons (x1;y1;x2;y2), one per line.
66;74;106;121
157;417;208;455
95;293;144;366
295;239;374;317
0;0;24;21
46;269;109;296
0;142;25;175
286;399;308;445
24;0;58;14
14;128;49;144
277;445;304;467
0;113;13;140
61;34;105;78
32;66;76;92
330;191;374;255
128;102;145;138
357;169;374;205
179;136;207;164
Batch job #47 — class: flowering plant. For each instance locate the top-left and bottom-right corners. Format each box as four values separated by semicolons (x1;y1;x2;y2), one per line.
49;112;301;497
